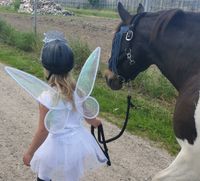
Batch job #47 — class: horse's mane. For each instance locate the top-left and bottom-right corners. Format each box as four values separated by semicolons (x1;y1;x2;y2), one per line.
150;9;185;42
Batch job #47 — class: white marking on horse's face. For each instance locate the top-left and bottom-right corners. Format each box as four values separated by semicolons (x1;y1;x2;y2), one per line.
152;93;200;181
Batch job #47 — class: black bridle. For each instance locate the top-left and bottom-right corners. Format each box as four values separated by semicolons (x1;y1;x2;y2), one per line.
109;12;147;83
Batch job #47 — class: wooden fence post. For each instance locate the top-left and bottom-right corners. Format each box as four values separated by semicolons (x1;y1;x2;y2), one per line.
33;0;37;35
144;0;149;11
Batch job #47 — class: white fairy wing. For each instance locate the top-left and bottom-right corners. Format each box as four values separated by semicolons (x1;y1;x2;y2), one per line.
5;66;66;110
44;109;69;134
75;47;101;119
5;66;71;134
76;96;99;119
75;47;100;101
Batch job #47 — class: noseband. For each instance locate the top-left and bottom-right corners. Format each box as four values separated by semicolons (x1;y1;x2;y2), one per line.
108;12;147;83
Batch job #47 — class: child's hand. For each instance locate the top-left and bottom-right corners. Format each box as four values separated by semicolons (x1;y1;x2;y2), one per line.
23;152;33;166
86;117;102;128
92;118;102;128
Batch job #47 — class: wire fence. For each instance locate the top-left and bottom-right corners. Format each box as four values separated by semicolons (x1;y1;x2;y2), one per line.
54;0;117;9
145;0;200;12
54;0;200;12
54;0;143;12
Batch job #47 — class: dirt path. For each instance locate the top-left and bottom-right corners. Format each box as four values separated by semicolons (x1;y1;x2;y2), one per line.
0;62;174;181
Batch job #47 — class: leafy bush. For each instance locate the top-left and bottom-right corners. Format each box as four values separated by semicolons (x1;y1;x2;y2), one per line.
133;66;177;101
69;38;91;70
0;18;36;51
14;32;36;51
13;0;21;11
0;19;13;43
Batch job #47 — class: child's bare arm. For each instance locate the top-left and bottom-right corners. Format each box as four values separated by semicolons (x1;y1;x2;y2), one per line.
85;117;102;128
23;104;49;166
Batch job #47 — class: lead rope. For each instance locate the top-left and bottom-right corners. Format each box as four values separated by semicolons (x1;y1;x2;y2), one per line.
91;124;111;166
91;82;135;166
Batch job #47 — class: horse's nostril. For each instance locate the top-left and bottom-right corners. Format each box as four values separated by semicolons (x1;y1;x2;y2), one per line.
106;77;123;90
104;70;123;90
105;76;111;87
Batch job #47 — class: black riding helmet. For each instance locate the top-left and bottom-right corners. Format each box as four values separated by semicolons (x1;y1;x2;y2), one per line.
41;39;74;80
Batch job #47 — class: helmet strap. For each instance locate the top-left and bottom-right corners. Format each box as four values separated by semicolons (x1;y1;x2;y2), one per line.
46;72;53;81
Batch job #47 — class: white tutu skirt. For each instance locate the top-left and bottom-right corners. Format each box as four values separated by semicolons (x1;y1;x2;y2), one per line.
30;127;108;181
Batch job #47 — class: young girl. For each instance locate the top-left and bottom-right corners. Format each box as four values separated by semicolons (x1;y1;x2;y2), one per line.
22;33;108;181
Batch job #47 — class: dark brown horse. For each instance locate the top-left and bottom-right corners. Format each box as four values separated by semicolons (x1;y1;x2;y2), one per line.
105;2;200;181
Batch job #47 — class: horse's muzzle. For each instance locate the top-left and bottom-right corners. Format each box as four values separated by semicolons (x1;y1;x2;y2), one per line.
104;69;123;90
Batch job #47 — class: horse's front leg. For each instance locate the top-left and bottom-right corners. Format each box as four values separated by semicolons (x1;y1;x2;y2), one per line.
153;91;200;181
152;139;200;181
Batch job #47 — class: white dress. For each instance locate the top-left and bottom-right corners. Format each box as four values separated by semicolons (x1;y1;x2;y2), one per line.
30;91;108;181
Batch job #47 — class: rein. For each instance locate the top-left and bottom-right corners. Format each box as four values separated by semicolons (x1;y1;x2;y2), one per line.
91;88;135;166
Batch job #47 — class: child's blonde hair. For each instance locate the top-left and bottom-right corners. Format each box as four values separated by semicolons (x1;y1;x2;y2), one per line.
45;69;76;107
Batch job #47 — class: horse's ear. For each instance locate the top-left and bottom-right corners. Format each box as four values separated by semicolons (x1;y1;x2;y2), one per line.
117;2;132;25
137;3;144;14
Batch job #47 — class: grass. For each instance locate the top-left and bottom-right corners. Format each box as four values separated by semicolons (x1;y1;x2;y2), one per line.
0;18;38;52
133;67;177;102
0;5;16;13
0;43;43;77
93;79;179;155
65;7;119;19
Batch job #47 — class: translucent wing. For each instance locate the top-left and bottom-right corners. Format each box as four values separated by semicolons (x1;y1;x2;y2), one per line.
5;66;72;134
5;66;66;110
75;47;101;119
76;96;99;119
44;109;69;134
75;47;100;101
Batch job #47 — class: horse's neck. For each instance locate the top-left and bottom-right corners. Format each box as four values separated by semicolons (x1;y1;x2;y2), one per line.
140;12;200;91
149;42;184;91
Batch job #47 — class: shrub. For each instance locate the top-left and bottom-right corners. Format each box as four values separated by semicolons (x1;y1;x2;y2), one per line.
0;19;13;44
0;18;36;51
13;0;21;11
133;66;177;101
69;38;91;70
14;32;36;51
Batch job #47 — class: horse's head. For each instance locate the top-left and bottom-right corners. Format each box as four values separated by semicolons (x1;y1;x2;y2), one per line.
105;2;151;90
